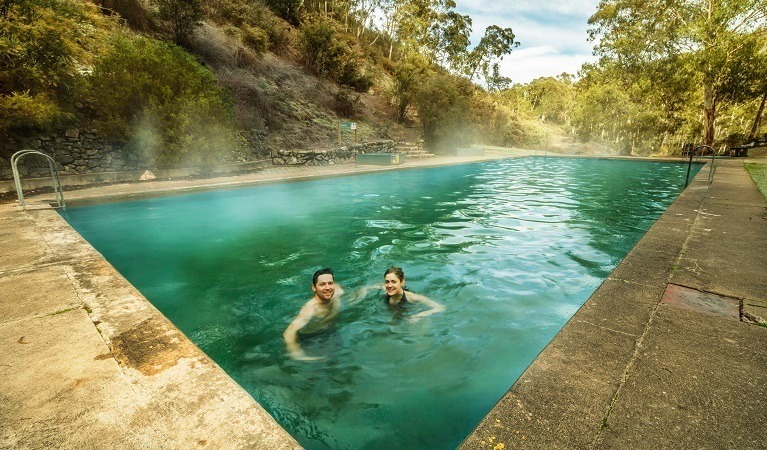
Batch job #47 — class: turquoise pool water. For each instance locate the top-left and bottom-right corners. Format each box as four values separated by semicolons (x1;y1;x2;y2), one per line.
61;157;700;449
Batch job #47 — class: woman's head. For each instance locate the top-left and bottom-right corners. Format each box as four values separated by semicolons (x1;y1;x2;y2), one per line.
384;266;405;297
384;266;405;282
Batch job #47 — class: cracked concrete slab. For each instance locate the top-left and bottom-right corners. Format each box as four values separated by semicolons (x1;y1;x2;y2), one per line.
0;309;140;449
0;266;81;323
660;283;740;320
593;304;767;449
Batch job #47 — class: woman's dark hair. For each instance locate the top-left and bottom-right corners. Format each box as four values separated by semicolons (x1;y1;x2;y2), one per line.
313;268;334;285
384;266;405;282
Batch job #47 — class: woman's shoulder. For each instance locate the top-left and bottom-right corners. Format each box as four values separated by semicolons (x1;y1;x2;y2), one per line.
404;291;429;302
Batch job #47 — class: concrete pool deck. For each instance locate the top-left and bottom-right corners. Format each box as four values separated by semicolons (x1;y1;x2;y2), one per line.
1;151;766;448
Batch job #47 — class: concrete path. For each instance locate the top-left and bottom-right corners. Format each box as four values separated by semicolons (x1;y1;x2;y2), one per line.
2;152;765;449
461;158;767;449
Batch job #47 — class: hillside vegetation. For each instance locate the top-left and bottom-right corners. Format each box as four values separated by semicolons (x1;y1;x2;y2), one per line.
1;0;766;168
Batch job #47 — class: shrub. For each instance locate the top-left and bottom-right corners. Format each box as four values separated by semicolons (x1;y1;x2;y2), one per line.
0;92;61;132
152;0;203;44
0;0;110;134
298;15;372;92
263;0;302;25
93;0;153;32
412;70;474;149
333;88;360;117
204;0;292;53
88;34;236;168
241;24;269;55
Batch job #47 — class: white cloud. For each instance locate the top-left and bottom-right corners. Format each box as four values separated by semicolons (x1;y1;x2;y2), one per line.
498;46;598;84
454;1;601;84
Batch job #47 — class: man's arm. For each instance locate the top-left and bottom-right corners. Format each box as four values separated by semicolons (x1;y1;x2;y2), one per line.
347;284;379;304
408;292;445;321
283;302;322;361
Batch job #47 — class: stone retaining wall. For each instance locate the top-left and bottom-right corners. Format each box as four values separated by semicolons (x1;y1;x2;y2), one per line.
0;128;139;180
0;128;269;181
271;140;395;166
1;128;393;180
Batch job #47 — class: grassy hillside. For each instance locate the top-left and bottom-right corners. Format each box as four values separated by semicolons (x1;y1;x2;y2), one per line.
187;18;423;152
0;0;593;170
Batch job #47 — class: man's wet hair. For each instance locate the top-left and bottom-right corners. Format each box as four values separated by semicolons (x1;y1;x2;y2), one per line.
312;268;334;285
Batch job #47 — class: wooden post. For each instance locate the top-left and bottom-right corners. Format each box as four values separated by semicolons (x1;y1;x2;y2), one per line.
354;127;358;144
338;121;342;145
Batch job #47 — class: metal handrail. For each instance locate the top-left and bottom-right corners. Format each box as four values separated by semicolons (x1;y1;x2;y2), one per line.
11;149;66;210
696;145;716;183
684;144;718;187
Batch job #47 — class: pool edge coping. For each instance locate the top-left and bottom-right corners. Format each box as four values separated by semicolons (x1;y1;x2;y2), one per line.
2;152;728;448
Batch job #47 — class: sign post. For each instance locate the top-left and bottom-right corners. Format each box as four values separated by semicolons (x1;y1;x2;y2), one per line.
339;121;358;144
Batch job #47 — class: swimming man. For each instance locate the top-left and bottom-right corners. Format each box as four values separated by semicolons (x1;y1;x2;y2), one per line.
283;268;344;361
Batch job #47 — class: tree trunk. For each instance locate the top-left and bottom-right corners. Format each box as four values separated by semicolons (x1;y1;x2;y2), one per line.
703;82;716;146
748;91;767;141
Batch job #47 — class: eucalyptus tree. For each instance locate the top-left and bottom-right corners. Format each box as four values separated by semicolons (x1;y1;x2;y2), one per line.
589;0;767;146
524;76;573;125
463;25;519;85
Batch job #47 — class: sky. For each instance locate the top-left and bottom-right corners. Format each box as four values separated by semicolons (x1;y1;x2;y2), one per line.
454;1;602;84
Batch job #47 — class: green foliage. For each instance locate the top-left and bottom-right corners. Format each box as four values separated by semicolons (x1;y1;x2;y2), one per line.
153;0;203;44
411;69;474;148
241;24;269;55
204;0;292;52
298;14;373;92
88;34;235;168
263;0;302;25
588;0;767;146
391;52;430;121
463;25;519;85
0;0;109;133
525;76;573;125
470;90;530;147
0;92;60;131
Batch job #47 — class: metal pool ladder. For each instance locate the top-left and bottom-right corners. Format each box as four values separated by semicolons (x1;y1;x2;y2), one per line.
696;145;717;183
11;149;66;210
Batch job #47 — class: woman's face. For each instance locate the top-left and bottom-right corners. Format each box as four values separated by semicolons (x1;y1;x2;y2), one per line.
384;272;404;297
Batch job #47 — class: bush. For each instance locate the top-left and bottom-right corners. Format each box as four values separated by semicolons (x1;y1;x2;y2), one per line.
204;0;293;53
93;0;153;32
333;88;360;117
241;24;269;55
412;70;474;149
152;0;203;44
298;15;372;92
88;34;236;168
263;0;302;25
0;0;110;133
0;92;61;132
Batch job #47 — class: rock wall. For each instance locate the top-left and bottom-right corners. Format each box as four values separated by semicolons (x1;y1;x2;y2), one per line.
0;128;144;180
1;128;392;180
271;140;395;166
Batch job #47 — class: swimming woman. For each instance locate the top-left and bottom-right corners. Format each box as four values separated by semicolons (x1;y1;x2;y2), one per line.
356;266;444;321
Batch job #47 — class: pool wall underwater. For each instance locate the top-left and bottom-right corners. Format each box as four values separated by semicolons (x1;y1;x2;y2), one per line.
22;155;711;448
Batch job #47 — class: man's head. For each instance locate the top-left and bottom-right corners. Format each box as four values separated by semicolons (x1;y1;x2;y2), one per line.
312;268;336;302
